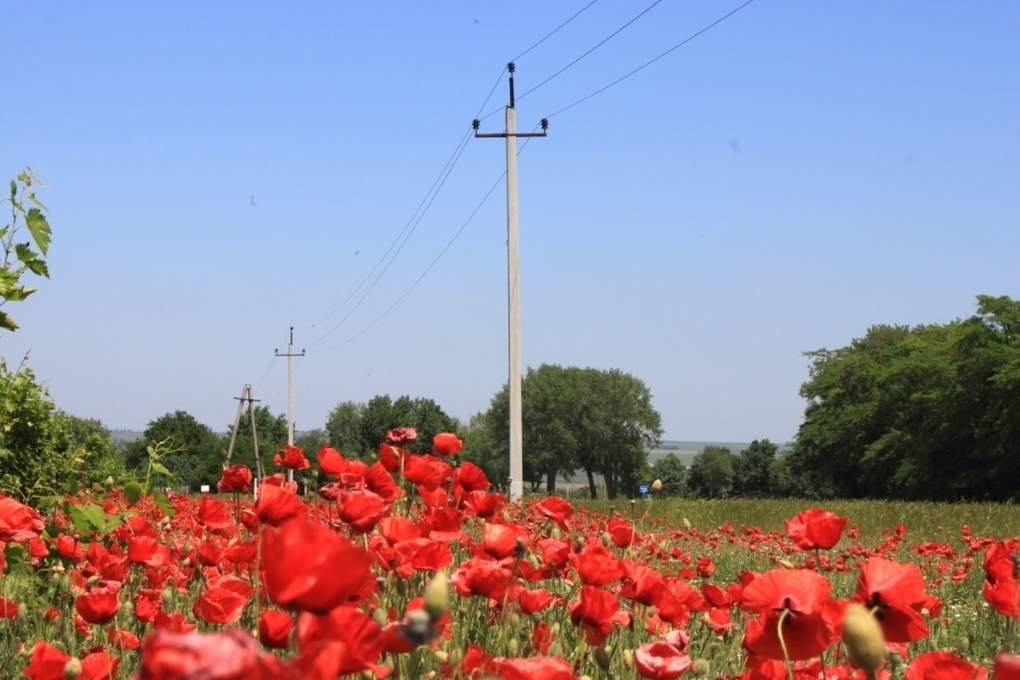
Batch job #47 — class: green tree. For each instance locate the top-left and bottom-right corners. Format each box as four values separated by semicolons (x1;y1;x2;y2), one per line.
124;411;222;492
731;439;779;498
687;445;733;498
645;453;687;498
478;365;662;499
358;395;459;455
325;401;369;459
1;169;51;333
789;295;1020;501
0;358;125;499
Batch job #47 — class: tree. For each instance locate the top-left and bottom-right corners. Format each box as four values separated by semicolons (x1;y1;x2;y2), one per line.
687;445;733;498
1;169;51;333
731;439;779;498
124;411;222;492
478;365;662;499
645;453;687;498
788;295;1020;501
325;401;369;459
0;358;125;500
358;395;459;455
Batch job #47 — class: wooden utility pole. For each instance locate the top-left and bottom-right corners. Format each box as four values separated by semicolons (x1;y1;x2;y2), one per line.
275;327;305;482
473;63;548;501
225;384;264;481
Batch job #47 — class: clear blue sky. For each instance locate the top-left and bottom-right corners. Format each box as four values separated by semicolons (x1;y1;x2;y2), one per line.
3;2;1018;443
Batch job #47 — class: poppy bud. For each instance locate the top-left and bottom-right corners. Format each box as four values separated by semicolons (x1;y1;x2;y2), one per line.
508;639;518;655
692;659;711;677
651;479;663;492
514;537;527;561
434;650;449;664
683;517;691;530
622;649;634;668
424;571;449;622
842;603;885;674
594;647;611;671
778;559;795;569
64;658;83;680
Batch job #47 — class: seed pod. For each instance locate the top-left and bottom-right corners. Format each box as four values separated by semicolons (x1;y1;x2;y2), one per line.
424;571;449;622
842;603;886;674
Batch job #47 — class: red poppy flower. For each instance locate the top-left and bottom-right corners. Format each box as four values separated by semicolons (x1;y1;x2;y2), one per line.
518;587;555;615
198;494;232;532
81;650;118;680
297;605;386;677
905;651;988;680
255;484;306;527
75;583;121;625
569;542;624;587
0;597;17;619
635;641;692;680
386;427;417;445
454;461;491;492
464;490;506;518
135;629;261;680
217;464;253;493
316;445;346;477
995;654;1020;680
740;568;840;661
451;557;516;601
337;488;389;534
495;656;575;680
274;444;311;471
0;495;45;542
484;522;528;560
259;609;294;649
262;519;374;613
534;496;574;531
432;432;463;456
23;641;72;680
851;556;931;642
570;584;628;644
193;584;248;625
784;508;848;551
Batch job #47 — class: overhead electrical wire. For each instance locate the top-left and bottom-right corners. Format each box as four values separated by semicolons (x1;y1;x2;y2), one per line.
511;0;600;62
515;0;664;103
545;0;758;120
302;0;755;355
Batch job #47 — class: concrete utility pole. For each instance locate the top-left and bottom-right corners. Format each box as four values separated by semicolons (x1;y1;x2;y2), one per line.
275;327;305;482
473;63;548;501
225;384;264;481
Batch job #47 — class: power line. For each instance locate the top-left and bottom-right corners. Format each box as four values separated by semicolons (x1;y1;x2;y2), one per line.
512;0;601;62
545;0;758;120
516;0;664;103
310;129;545;354
305;128;474;349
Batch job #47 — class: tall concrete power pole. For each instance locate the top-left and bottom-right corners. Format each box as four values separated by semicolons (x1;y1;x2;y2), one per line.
275;326;305;482
473;63;548;500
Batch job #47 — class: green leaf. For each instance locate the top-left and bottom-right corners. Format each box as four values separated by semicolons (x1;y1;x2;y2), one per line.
3;542;26;568
150;461;173;477
66;504;93;534
0;311;18;331
9;180;15;202
24;208;51;256
152;491;175;518
27;192;47;211
25;259;49;278
124;481;143;505
14;243;37;263
64;478;80;495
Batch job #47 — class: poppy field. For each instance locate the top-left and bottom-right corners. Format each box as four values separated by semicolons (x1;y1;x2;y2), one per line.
2;430;1020;680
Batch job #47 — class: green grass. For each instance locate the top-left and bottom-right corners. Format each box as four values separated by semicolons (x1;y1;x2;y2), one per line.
582;497;1020;544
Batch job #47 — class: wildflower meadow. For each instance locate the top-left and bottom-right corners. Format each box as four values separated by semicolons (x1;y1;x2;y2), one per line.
2;428;1020;680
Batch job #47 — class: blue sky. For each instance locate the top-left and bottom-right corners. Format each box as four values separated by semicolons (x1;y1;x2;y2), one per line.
3;2;1018;443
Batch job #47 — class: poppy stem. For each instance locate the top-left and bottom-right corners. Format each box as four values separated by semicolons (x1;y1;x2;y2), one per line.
776;608;794;680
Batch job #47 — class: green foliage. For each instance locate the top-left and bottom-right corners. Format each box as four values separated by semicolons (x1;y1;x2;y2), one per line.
475;365;663;499
1;169;51;333
645;452;687;497
326;395;460;460
789;295;1020;501
0;357;125;500
124;410;223;492
731;439;779;498
687;445;734;498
